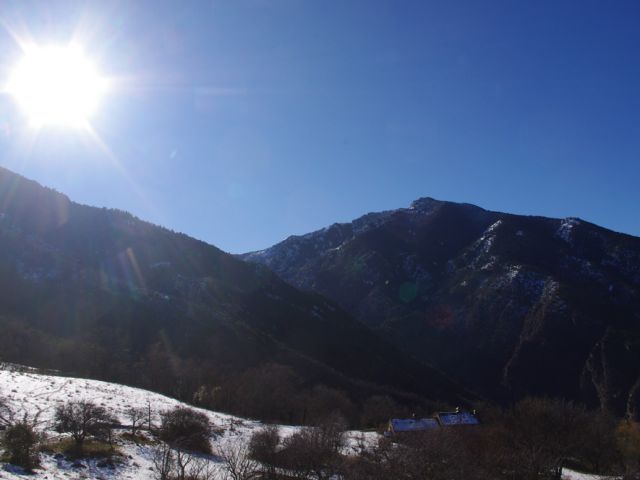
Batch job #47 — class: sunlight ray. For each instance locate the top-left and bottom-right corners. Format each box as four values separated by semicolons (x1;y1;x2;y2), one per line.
83;123;164;221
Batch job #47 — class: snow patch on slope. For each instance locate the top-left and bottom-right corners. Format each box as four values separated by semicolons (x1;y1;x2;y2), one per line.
556;218;580;243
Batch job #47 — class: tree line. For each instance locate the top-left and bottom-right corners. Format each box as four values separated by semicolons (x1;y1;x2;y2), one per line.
0;316;443;430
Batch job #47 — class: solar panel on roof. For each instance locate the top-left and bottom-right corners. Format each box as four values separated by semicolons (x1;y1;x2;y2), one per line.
390;418;439;432
437;412;480;425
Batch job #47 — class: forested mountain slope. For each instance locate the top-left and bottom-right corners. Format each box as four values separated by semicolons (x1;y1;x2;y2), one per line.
243;197;640;416
0;167;469;419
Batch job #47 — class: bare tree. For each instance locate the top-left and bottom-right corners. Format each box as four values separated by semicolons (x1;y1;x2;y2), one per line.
125;406;146;436
341;437;409;480
174;448;196;480
152;443;219;480
303;386;355;426
152;443;175;480
147;400;154;432
361;395;399;428
281;413;347;480
0;395;15;427
217;441;261;480
54;400;114;452
189;455;219;480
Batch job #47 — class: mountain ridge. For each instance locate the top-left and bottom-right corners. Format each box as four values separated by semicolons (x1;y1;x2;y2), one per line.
241;196;640;416
248;196;636;260
0;165;471;420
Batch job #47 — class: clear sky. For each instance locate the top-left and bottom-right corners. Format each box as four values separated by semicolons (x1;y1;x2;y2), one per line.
0;1;639;253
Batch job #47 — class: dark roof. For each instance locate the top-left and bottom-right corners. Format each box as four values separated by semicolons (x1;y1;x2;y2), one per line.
390;418;439;432
437;411;480;426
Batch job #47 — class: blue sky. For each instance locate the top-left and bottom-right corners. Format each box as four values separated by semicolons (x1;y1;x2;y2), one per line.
0;0;639;253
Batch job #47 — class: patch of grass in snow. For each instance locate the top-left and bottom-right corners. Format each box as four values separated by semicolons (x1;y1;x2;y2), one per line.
119;431;158;445
40;437;123;460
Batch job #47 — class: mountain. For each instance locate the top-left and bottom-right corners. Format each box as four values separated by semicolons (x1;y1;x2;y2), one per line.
242;197;640;416
0;167;469;417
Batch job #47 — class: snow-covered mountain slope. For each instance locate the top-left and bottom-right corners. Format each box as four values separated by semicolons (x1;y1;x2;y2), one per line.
0;365;375;479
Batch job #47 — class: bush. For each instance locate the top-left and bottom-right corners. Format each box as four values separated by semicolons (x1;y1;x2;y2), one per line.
3;422;39;471
248;425;280;478
281;413;347;480
152;443;217;480
159;407;211;453
54;400;115;453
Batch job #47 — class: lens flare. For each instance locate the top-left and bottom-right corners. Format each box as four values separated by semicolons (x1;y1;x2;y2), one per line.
6;44;107;128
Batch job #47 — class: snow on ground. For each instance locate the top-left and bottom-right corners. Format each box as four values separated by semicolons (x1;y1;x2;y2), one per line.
0;366;253;433
1;366;608;480
0;365;377;479
562;468;620;480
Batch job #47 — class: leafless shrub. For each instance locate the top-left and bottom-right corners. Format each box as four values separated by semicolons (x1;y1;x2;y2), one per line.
2;421;41;471
53;400;115;453
126;406;147;436
153;443;175;480
217;441;260;480
361;395;399;429
187;455;218;480
0;395;45;471
147;400;155;432
281;413;347;480
0;395;15;427
152;443;219;480
341;437;408;480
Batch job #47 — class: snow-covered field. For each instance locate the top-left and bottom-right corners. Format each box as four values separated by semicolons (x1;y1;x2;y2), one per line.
0;365;375;479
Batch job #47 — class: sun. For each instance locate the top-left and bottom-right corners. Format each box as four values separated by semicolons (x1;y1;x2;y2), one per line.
6;44;107;128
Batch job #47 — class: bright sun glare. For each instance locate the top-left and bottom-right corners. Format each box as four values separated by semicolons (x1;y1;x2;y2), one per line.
7;44;107;128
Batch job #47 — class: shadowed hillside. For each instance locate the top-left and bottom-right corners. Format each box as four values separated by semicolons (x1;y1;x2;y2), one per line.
0;167;471;422
243;197;640;416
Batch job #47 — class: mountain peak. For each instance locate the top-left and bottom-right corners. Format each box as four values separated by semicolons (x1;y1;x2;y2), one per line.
408;197;442;211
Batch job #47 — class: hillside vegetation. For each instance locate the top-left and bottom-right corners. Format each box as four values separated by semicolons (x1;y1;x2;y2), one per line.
0;167;469;425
